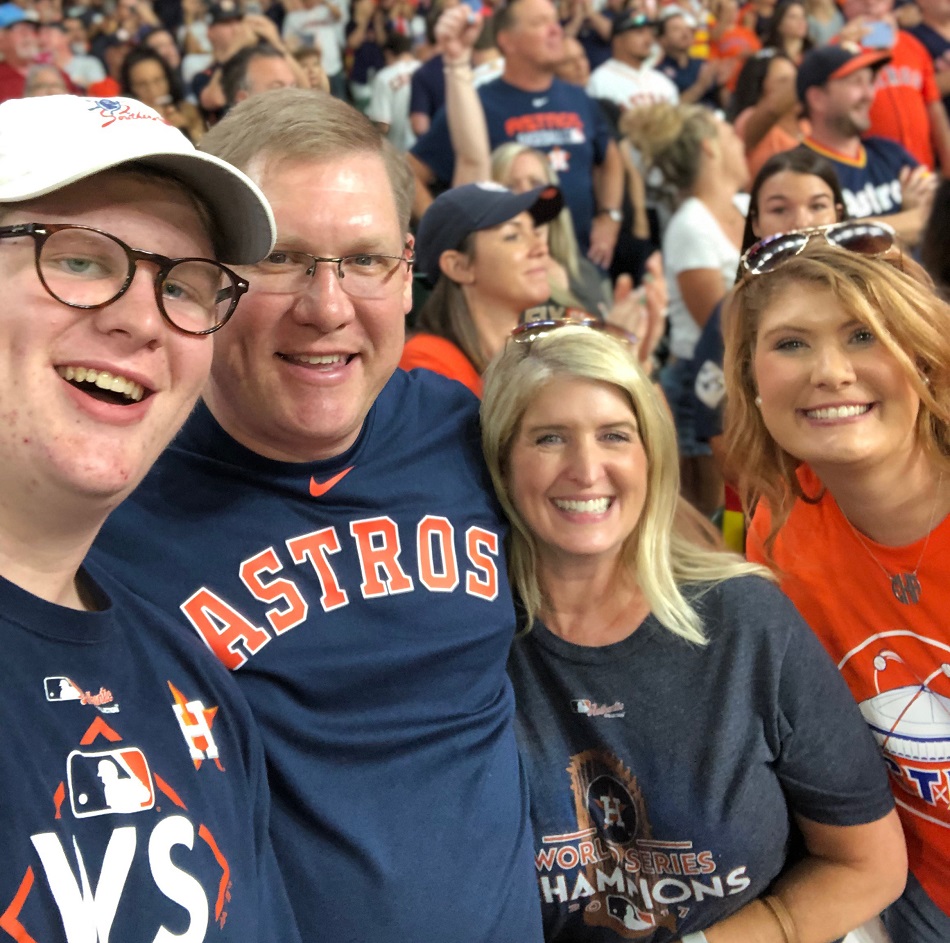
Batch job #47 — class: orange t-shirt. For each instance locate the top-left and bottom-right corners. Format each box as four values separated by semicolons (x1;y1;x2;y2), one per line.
709;25;762;92
748;464;950;917
399;333;483;397
867;31;940;169
734;108;811;178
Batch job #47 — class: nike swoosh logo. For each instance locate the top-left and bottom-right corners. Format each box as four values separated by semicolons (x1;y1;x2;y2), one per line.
309;467;353;497
532;97;548;107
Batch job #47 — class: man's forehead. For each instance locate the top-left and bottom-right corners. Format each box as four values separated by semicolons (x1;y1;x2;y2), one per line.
253;154;405;241
843;0;892;14
253;152;392;192
510;0;556;26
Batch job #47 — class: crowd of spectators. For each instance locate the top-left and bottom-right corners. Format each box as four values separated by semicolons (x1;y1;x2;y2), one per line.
3;0;941;671
4;0;950;935
2;0;946;666
0;0;946;231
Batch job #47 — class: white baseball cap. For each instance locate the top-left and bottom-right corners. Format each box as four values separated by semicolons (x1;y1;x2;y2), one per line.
0;95;275;264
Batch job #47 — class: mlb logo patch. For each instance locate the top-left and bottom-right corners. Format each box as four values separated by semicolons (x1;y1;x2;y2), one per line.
66;747;155;819
45;676;83;701
44;675;118;712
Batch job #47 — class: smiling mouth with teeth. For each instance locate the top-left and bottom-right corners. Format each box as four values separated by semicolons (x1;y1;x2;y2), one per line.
279;353;353;367
56;366;147;404
803;404;873;420
553;497;612;513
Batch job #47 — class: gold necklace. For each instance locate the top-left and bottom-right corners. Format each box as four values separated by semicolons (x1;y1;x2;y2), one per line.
842;471;944;606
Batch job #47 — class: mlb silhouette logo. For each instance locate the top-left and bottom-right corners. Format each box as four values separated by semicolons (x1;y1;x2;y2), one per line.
45;676;83;701
66;747;155;819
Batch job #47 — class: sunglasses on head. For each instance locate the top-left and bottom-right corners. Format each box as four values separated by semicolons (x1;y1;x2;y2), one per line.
510;314;639;347
739;220;898;275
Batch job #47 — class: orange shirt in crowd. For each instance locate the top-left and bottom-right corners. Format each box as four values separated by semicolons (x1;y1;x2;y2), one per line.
866;30;940;169
709;25;762;91
399;334;483;397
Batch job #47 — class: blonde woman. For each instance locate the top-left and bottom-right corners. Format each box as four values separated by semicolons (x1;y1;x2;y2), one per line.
480;323;905;942
492;141;612;317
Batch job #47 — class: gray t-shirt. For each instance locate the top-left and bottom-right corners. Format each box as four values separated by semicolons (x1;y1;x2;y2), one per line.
508;576;894;941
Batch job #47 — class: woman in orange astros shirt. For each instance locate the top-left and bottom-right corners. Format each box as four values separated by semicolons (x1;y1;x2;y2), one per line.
725;235;950;942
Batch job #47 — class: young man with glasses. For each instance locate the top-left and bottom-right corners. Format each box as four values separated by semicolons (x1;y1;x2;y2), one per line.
0;94;303;941
94;88;544;943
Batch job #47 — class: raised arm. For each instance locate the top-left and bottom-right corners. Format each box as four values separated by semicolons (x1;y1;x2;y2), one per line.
438;6;492;186
869;164;938;247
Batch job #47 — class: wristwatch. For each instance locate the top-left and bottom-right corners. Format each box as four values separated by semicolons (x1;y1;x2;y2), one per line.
598;207;622;222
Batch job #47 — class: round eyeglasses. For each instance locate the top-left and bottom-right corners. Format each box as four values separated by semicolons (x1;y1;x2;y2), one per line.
0;222;249;335
252;248;414;300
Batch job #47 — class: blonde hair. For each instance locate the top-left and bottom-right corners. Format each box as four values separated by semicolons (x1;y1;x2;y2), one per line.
490;142;582;283
621;101;717;194
199;87;414;231
481;326;770;643
724;243;950;556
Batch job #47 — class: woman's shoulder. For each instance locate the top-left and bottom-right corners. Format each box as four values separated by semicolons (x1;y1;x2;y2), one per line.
399;333;483;396
689;574;804;649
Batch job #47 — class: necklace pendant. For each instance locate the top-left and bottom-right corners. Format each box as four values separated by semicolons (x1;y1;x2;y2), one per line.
891;573;921;605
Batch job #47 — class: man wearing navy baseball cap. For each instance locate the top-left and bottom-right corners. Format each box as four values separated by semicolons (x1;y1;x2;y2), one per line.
798;43;936;244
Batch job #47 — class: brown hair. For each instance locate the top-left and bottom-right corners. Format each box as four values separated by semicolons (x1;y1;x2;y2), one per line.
413;233;491;373
723;242;950;557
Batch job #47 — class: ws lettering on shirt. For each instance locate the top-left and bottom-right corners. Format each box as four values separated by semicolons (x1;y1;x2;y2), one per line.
91;369;542;943
802;135;918;219
0;562;299;943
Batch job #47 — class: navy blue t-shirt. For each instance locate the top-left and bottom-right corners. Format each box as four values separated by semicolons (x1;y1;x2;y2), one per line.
803;136;917;218
573;11;617;71
0;562;300;942
412;76;612;252
92;369;542;943
409;52;445;119
509;577;894;941
656;54;720;108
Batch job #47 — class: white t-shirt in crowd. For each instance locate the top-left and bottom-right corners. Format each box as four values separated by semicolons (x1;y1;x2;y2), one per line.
586;57;679;111
366;57;421;151
662;195;744;360
282;2;348;77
